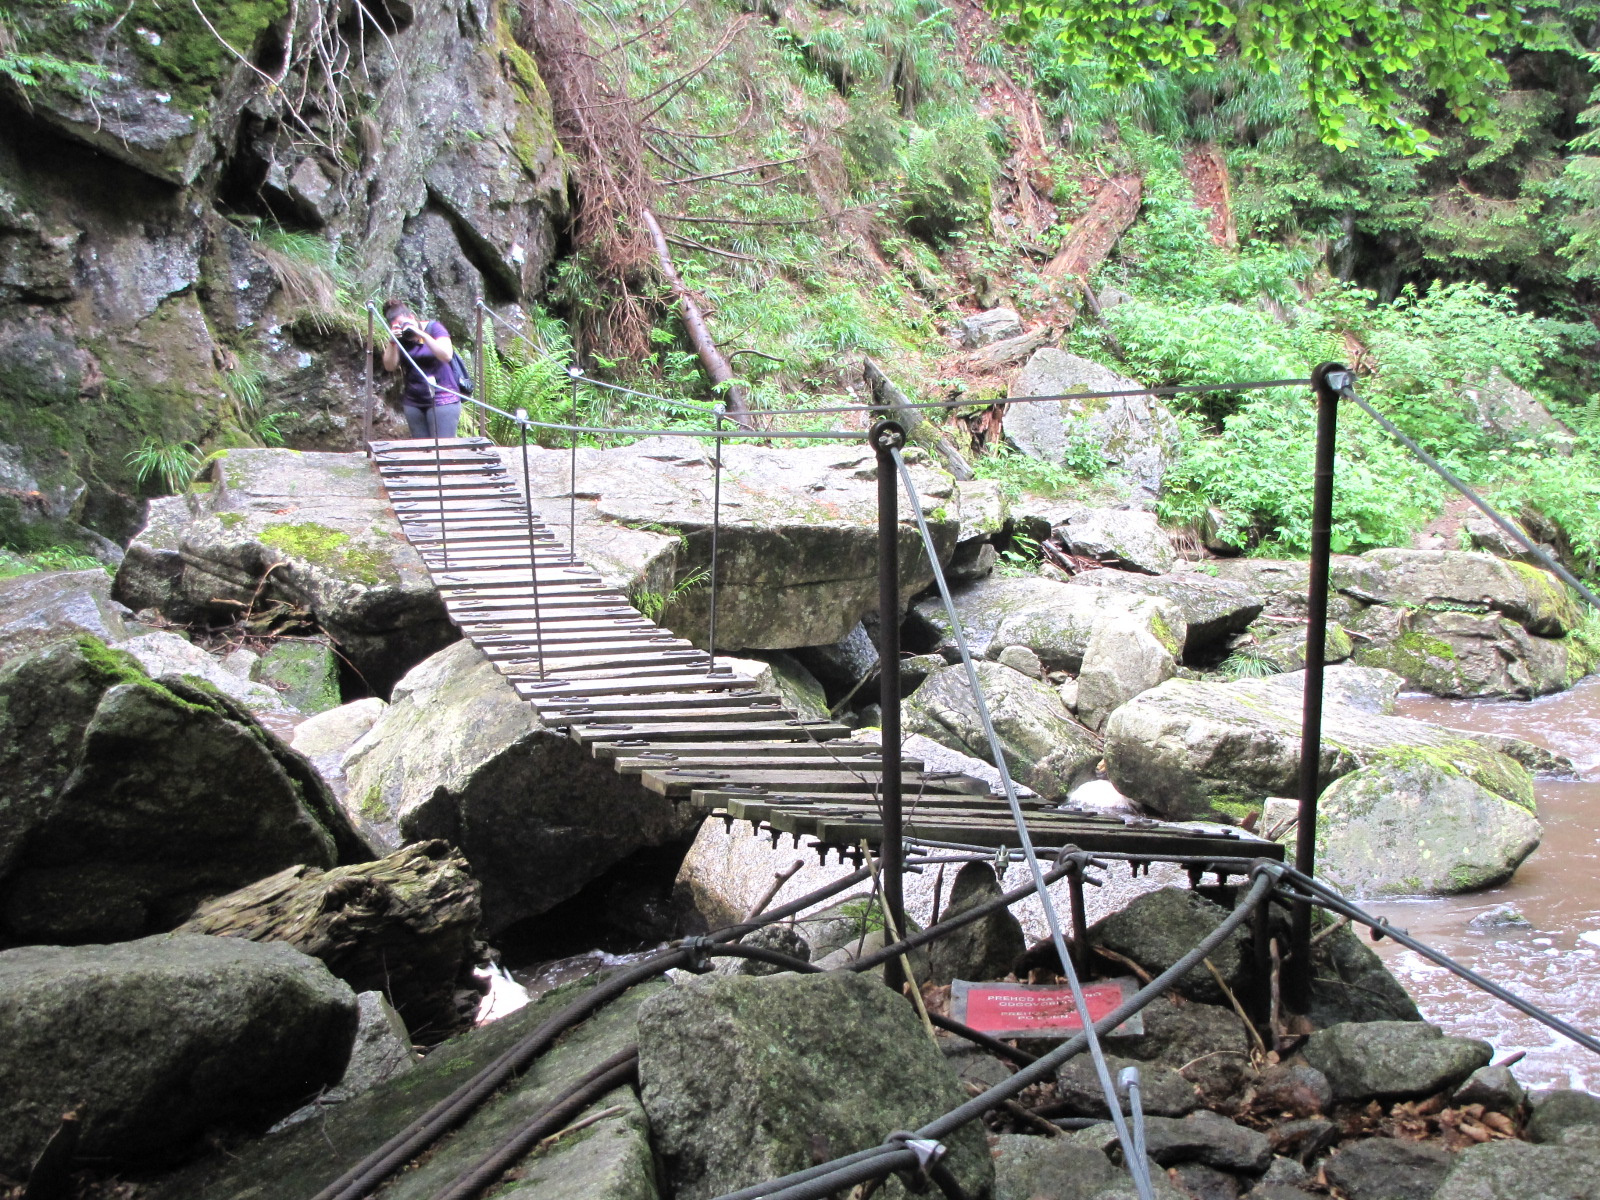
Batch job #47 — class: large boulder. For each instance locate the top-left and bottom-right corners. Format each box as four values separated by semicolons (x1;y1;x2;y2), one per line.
342;639;700;934
1005;350;1179;504
905;660;1100;798
508;438;962;650
1314;758;1542;896
1338;549;1586;698
1347;603;1589;699
1432;1138;1600;1200
120;630;292;716
1076;610;1182;731
912;574;1187;673
151;976;662;1200
1464;370;1569;441
1102;667;1533;821
1302;1021;1492;1102
637;971;992;1200
1067;570;1263;656
0;638;370;945
961;308;1024;347
1337;549;1581;634
0;568;134;668
0;934;357;1174
114;450;457;696
289;697;388;803
1056;508;1178;575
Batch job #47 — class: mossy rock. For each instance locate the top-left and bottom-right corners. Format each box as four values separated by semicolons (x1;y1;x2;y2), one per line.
0;636;370;946
253;640;341;714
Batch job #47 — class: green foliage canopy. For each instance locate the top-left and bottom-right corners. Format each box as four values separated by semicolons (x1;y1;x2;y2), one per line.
988;0;1523;151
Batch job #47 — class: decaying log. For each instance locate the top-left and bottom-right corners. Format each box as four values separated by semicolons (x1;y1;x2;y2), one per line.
1183;143;1237;249
1043;175;1143;281
641;208;755;430
863;359;974;481
967;326;1053;374
179;840;481;1039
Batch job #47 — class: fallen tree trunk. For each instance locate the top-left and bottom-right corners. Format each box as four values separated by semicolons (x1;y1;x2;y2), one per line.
1044;174;1143;282
864;358;974;481
179;840;481;1040
641;208;755;430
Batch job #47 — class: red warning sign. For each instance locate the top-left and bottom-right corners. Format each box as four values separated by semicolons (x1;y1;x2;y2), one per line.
948;978;1143;1039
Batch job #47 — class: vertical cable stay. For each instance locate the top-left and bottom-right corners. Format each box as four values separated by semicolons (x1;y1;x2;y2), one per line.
567;366;580;557
516;408;546;681
888;446;1157;1200
707;404;724;673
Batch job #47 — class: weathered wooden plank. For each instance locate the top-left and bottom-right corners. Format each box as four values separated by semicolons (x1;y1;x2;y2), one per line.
612;752;925;776
643;768;984;797
514;676;758;702
571;720;851;745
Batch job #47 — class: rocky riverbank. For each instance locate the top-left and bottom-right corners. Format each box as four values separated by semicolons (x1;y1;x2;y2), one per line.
0;433;1596;1198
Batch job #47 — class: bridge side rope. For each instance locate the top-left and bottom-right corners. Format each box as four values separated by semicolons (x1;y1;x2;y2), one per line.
1335;378;1600;612
465;304;1600;619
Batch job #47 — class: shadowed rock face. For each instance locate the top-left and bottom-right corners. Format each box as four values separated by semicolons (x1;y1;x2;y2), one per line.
0;637;370;946
0;934;357;1176
502;437;964;650
342;639;700;935
149;976;665;1200
0;0;565;553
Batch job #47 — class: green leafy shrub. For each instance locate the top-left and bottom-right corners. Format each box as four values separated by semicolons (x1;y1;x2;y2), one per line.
902;110;999;239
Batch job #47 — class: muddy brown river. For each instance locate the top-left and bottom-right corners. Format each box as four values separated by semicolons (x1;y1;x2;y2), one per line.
1364;677;1600;1090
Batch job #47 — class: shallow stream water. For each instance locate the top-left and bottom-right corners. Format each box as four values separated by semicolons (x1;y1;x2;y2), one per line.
1365;677;1600;1090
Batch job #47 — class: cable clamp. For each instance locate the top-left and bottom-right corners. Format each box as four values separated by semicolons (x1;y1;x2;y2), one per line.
680;935;716;974
887;1131;947;1192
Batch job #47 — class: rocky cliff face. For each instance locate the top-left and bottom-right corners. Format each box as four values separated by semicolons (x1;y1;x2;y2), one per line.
0;0;565;552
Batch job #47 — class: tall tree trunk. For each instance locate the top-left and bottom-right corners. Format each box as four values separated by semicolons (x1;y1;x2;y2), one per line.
641;209;754;430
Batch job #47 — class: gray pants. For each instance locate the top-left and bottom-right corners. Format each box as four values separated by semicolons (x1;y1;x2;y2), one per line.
403;402;461;439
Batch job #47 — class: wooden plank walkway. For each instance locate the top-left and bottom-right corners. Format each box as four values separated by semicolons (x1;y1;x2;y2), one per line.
370;436;1279;864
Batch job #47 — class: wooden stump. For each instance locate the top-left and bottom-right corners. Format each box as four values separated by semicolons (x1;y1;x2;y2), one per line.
179;840;482;1040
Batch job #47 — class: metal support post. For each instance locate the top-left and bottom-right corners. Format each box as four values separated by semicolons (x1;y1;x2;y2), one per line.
872;419;906;997
518;410;545;681
474;303;485;404
431;401;449;571
567;368;580;557
1065;854;1090;976
1289;362;1347;1004
363;308;375;447
706;405;724;672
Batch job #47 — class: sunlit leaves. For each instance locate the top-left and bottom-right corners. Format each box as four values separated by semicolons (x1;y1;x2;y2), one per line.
987;0;1521;152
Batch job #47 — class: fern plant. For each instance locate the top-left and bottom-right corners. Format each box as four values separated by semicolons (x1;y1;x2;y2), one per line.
478;317;578;445
126;438;200;495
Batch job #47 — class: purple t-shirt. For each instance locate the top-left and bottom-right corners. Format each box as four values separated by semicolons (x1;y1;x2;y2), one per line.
399;321;458;407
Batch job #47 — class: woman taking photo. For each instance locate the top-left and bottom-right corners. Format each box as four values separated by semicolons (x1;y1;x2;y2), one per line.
380;300;462;439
